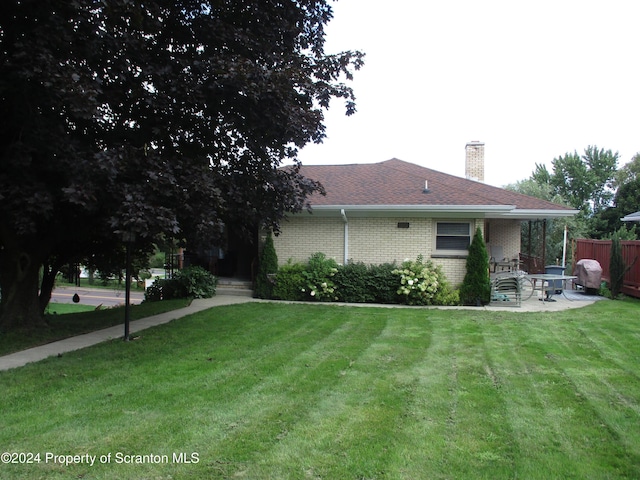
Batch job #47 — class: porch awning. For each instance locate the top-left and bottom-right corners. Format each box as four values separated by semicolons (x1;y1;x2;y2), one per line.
621;211;640;222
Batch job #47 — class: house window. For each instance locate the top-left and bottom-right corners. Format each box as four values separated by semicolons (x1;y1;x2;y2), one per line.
435;222;471;252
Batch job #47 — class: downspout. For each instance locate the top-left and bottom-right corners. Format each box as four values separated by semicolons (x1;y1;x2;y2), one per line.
542;219;547;268
341;209;348;265
562;224;568;268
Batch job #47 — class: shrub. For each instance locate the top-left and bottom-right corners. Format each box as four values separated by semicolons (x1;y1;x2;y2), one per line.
301;252;338;301
255;233;278;299
144;278;185;302
392;256;447;306
174;266;217;298
272;261;306;301
145;266;217;302
272;254;458;306
459;227;491;306
368;263;400;304
432;283;460;306
334;261;376;303
609;233;625;299
599;281;613;299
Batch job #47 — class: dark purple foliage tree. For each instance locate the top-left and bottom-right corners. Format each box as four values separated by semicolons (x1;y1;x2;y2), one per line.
0;0;363;329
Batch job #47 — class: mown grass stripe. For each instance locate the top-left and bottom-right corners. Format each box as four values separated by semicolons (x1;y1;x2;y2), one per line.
0;301;639;479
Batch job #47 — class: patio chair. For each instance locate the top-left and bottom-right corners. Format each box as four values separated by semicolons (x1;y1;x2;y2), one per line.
489;245;513;272
491;276;521;307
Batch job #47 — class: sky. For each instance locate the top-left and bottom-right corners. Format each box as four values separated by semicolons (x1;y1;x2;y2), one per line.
296;0;640;188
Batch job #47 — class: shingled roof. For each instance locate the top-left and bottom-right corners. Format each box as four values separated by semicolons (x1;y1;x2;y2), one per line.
298;159;577;219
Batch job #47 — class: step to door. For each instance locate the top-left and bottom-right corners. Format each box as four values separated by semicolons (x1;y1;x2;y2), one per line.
216;278;254;297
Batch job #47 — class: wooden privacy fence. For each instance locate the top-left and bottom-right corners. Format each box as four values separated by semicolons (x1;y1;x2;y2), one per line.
574;239;640;298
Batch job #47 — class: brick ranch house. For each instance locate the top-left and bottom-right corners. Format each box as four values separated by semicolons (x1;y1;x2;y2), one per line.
271;142;578;286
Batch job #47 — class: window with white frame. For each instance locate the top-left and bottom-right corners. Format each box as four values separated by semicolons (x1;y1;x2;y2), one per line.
435;221;472;252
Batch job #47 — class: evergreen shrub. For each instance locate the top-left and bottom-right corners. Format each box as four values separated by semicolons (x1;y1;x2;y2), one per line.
255;234;278;299
459;227;491;306
609;233;625;299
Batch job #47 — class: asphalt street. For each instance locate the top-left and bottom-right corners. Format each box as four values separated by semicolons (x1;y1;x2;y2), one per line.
50;286;144;307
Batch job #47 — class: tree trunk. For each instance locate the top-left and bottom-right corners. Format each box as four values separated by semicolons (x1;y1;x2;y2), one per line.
0;246;46;330
39;264;60;315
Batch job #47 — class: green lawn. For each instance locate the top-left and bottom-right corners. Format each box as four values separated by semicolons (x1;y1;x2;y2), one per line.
0;300;639;479
0;299;191;356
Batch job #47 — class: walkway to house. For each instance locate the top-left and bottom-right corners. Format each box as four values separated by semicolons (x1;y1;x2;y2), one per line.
0;292;606;371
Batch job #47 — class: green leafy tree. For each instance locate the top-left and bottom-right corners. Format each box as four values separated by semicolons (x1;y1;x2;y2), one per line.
526;146;619;240
0;0;363;329
530;163;553;186
459;228;491;306
255;234;278;299
591;156;640;239
505;180;586;266
604;225;638;241
546;146;618;216
615;152;640;187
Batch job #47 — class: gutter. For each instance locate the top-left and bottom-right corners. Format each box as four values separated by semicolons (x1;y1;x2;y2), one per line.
312;204;515;213
293;204;579;219
498;208;580;219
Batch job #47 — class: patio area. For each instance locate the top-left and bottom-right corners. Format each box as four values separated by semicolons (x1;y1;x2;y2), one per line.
487;277;608;312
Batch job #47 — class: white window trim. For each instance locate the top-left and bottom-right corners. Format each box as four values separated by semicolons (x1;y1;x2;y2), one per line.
433;220;472;256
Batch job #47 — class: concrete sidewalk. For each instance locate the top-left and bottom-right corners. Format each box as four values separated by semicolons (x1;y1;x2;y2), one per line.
0;292;604;372
0;295;258;372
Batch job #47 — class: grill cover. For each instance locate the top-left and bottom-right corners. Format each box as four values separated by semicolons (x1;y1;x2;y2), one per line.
573;259;602;289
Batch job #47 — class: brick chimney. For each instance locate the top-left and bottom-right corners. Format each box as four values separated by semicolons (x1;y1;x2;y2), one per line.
465;141;484;182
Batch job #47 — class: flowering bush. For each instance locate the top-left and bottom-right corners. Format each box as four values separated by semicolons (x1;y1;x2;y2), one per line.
392;256;445;305
301;252;338;301
273;253;458;306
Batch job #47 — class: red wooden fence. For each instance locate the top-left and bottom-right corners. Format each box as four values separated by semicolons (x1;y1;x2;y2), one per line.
574;239;640;298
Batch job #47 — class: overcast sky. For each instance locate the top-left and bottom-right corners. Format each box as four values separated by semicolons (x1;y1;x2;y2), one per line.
296;0;640;188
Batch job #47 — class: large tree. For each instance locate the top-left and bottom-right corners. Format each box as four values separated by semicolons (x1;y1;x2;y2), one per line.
589;179;640;240
0;0;364;329
615;152;640;187
530;146;618;240
505;179;586;265
541;146;619;216
591;153;640;239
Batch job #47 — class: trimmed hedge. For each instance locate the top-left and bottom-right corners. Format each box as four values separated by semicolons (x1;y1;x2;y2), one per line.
271;254;460;306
